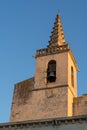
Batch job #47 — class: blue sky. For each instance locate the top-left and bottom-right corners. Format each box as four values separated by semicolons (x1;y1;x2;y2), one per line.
0;0;87;123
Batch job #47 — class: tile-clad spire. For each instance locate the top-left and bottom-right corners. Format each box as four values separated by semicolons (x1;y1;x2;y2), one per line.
49;13;66;47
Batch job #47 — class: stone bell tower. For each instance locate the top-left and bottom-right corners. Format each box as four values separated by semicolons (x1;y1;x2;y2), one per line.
10;13;78;122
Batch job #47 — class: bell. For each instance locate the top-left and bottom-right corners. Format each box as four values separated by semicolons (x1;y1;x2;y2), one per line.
47;71;56;82
49;71;55;77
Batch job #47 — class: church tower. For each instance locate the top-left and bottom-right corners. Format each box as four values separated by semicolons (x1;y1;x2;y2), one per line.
10;13;78;122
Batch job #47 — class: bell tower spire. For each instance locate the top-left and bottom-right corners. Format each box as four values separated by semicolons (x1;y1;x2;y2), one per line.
49;13;66;47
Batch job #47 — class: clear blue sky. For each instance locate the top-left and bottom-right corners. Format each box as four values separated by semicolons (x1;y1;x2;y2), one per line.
0;0;87;123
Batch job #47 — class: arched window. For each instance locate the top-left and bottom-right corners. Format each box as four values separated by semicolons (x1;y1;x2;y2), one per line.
71;66;74;87
47;60;56;83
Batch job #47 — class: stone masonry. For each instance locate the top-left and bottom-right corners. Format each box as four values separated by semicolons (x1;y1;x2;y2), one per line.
10;13;87;122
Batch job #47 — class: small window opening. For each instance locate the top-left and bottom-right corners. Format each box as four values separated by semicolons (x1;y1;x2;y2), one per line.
47;60;56;83
71;66;74;87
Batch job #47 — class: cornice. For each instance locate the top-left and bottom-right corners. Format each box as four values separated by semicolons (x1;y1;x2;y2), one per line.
0;115;87;129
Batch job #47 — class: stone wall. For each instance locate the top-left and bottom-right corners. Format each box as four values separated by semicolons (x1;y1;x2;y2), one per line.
10;78;68;122
73;94;87;116
35;52;68;89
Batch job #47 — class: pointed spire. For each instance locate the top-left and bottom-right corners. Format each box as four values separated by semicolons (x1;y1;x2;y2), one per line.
49;13;66;47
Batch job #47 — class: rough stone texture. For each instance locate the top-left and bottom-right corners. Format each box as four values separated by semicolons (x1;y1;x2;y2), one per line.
10;83;68;122
10;78;34;121
35;52;68;89
10;47;87;122
10;12;81;122
10;49;79;122
73;94;87;116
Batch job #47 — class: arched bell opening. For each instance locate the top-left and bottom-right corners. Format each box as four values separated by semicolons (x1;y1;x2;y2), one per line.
47;60;56;83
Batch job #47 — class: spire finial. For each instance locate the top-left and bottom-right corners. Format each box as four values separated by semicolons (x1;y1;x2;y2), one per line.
48;13;66;47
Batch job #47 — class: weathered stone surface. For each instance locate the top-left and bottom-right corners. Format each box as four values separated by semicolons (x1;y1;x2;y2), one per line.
73;94;87;116
10;49;79;122
10;83;68;122
10;13;87;123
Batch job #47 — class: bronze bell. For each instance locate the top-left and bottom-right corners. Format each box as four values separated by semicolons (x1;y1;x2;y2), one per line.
47;71;56;82
49;71;55;77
